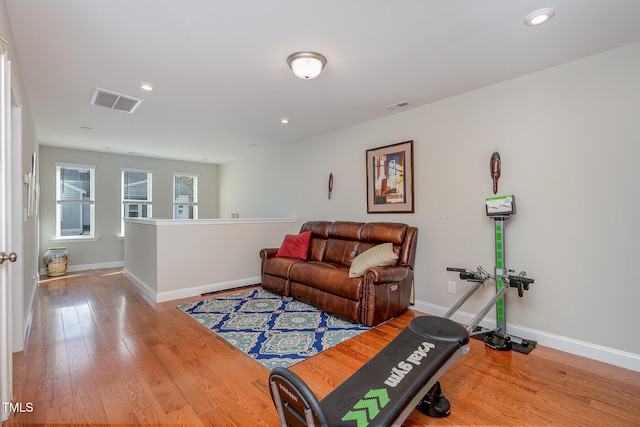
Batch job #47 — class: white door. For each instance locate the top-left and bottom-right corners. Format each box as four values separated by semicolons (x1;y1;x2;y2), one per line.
0;50;15;423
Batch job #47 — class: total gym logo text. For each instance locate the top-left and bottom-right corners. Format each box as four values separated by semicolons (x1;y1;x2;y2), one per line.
341;341;435;427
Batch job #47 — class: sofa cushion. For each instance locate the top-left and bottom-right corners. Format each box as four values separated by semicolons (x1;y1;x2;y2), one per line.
348;243;399;278
308;238;328;262
301;221;331;238
301;221;331;261
360;222;408;245
328;221;365;240
276;231;312;260
289;262;363;301
325;239;360;265
264;257;303;279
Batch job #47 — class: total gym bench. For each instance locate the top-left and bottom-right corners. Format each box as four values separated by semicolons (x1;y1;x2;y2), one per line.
269;265;534;427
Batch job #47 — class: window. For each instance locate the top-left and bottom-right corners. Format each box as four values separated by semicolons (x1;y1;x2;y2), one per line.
173;173;198;219
122;169;152;234
56;163;95;238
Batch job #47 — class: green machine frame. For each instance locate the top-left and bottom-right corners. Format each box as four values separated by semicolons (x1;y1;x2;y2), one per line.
481;195;535;352
494;216;507;334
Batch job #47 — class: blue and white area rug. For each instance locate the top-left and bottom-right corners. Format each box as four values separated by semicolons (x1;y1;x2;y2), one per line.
177;288;371;370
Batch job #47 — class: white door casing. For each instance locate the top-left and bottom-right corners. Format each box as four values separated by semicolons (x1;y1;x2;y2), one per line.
0;50;13;422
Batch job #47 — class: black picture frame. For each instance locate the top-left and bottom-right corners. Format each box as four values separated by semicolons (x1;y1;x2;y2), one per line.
366;140;414;213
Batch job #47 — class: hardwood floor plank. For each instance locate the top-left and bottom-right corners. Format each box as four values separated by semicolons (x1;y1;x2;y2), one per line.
69;385;108;425
120;372;172;425
199;406;268;427
121;334;190;414
7;355;46;425
149;343;219;415
94;377;142;424
45;342;73;410
165;405;205;425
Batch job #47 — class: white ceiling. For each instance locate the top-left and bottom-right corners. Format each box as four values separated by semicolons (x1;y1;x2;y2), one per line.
6;0;640;164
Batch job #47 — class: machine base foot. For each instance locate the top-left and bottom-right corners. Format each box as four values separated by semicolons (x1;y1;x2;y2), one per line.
485;333;512;351
416;381;451;418
472;327;537;354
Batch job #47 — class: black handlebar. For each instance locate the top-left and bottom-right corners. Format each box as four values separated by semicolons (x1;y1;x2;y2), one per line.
447;267;484;282
447;267;534;296
508;275;534;297
508;275;534;285
459;271;482;281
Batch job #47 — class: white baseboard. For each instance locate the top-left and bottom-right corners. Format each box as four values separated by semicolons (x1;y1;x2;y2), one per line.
122;269;158;307
39;260;125;276
23;275;38;347
122;269;261;304
156;277;262;302
413;299;640;373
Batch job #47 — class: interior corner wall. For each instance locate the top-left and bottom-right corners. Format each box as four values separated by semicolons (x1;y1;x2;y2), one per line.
219;41;640;356
1;0;40;352
38;146;219;271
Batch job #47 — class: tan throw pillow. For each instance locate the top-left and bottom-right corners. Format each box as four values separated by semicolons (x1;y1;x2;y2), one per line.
349;243;399;278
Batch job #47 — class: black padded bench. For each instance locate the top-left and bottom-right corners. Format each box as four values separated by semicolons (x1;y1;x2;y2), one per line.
269;316;470;426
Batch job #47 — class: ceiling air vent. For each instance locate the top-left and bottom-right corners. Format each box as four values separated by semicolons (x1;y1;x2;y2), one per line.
90;87;142;113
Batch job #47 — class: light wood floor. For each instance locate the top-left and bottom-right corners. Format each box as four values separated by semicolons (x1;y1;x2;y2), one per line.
3;268;640;426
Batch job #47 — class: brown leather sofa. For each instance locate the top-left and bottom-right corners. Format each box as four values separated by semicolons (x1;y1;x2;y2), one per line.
260;221;418;326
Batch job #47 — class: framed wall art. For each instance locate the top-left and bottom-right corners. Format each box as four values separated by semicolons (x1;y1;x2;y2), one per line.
366;140;414;213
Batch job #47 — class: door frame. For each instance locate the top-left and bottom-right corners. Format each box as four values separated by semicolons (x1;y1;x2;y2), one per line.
10;75;23;353
0;47;14;423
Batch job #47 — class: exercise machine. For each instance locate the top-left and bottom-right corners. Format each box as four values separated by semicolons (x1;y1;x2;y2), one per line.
445;265;534;353
478;194;536;353
269;264;533;426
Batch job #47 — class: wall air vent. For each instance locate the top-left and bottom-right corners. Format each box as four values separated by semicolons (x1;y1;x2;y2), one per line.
90;87;142;113
384;101;413;111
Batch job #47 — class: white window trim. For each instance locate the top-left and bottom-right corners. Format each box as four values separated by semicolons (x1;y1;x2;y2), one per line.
56;161;96;170
55;162;96;239
121;168;153;236
51;236;100;243
173;172;198;219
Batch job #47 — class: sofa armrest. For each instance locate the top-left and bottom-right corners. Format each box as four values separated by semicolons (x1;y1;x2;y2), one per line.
364;265;410;285
260;248;279;261
362;265;413;326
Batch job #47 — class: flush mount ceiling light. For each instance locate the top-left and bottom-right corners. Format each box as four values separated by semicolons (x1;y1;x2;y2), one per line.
286;51;327;79
524;8;555;26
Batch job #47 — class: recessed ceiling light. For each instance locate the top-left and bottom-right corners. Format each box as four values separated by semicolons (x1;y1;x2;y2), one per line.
139;82;155;91
80;126;95;131
280;118;290;124
524;8;555;26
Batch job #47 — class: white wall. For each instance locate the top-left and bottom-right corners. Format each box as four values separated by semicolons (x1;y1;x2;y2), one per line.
220;42;640;363
38;146;219;271
1;0;39;353
124;218;299;302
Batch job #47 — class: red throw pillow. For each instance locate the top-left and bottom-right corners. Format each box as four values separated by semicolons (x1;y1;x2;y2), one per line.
275;231;312;260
